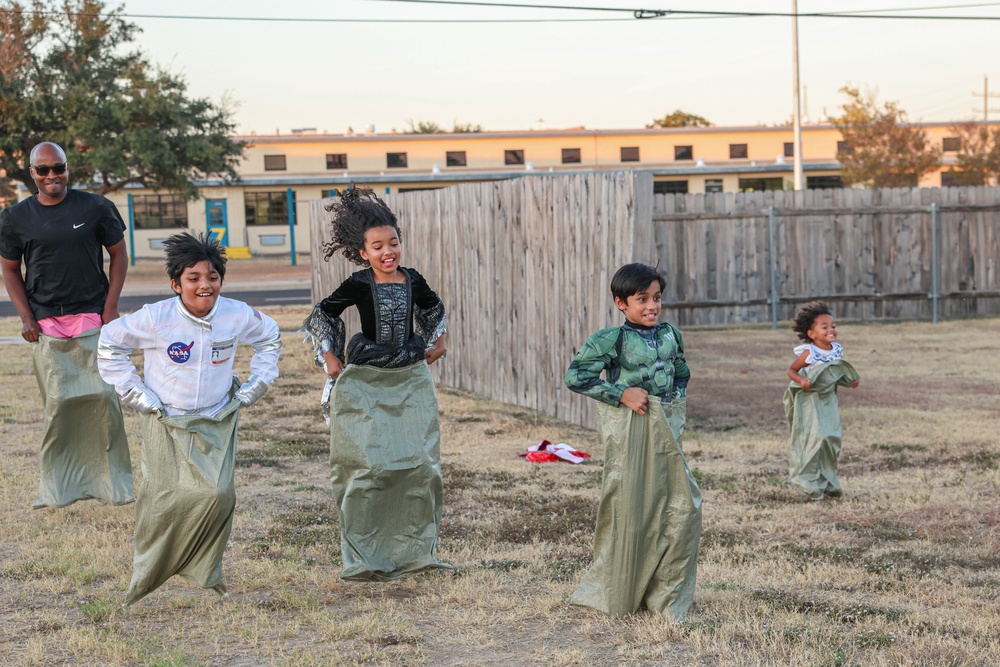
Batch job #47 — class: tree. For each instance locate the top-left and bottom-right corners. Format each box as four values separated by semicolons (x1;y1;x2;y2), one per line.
832;86;941;188
0;0;243;200
405;119;483;134
405;119;445;134
646;110;712;129
0;3;49;200
450;121;483;133
945;122;1000;186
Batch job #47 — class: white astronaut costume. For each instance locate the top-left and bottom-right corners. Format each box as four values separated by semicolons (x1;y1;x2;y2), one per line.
98;296;282;417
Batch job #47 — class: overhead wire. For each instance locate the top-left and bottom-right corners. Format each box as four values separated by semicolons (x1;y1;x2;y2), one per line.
21;10;635;24
19;1;1000;24
364;0;1000;21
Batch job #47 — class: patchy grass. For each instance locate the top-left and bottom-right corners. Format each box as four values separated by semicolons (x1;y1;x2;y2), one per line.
751;588;905;623
1;310;1000;665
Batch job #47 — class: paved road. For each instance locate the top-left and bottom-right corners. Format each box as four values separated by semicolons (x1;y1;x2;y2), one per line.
0;288;312;318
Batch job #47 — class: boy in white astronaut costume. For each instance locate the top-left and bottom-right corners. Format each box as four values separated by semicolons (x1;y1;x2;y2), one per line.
98;243;280;416
98;232;281;605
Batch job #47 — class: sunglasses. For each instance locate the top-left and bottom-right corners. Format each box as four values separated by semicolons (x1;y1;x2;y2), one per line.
30;162;67;176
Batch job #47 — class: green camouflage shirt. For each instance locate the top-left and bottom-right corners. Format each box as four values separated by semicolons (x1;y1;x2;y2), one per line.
565;322;690;407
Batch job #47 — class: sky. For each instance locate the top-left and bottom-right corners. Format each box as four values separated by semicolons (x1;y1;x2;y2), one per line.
116;0;1000;135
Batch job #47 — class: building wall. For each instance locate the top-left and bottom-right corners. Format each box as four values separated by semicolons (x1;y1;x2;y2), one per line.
238;125;846;176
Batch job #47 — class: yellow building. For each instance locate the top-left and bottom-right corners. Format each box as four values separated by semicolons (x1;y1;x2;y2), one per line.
82;122;970;258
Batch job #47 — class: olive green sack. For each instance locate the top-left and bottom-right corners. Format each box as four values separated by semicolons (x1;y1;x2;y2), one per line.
329;362;452;581
32;329;134;509
783;359;860;499
570;396;702;621
125;389;241;606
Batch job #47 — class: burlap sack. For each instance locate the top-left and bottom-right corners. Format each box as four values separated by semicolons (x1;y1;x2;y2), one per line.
570;396;702;621
330;362;452;581
32;329;133;509
125;392;240;606
783;360;861;499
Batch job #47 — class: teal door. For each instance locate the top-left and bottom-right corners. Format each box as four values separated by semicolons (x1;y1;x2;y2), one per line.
205;199;229;246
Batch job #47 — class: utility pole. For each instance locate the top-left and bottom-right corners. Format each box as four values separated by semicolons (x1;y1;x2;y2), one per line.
972;75;1000;121
791;0;804;190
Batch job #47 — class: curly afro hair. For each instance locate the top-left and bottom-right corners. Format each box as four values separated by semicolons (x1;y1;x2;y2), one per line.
322;185;400;265
791;300;832;343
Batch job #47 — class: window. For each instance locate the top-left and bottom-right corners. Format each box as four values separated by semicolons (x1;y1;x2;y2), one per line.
132;195;188;230
807;175;845;190
446;151;467;167
837;141;853;156
263;155;287;171
620;146;640;162
654;181;689;195
259;234;285;247
705;179;724;193
386;152;408;169
326;154;348;170
738;177;783;192
245;191;296;226
504;149;524;166
784;142;794;158
941;171;961;187
729;144;748;159
561;148;581;164
942;137;961;152
674;145;693;161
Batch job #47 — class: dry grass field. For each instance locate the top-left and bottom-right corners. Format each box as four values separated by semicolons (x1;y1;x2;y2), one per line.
0;307;998;666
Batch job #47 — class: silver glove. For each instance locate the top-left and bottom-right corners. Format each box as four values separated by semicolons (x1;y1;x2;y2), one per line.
234;374;269;407
320;376;334;426
121;383;163;414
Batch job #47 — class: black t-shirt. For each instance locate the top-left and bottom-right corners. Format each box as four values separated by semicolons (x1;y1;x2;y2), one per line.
0;189;126;319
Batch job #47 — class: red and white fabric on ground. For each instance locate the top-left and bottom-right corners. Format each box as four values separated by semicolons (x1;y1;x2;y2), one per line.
518;440;592;464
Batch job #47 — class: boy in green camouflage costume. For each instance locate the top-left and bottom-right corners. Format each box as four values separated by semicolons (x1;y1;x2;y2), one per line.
565;263;702;621
564;318;689;407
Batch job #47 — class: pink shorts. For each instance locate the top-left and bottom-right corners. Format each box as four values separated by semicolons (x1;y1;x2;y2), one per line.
38;313;104;339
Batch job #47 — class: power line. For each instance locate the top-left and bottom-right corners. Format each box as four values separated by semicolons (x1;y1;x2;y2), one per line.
824;2;1000;15
19;2;1000;24
362;0;637;12
24;10;634;24
363;0;1000;21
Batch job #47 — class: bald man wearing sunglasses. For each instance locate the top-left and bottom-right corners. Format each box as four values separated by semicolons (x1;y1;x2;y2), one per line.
0;141;134;509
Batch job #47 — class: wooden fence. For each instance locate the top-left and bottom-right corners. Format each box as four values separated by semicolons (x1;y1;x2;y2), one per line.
310;178;1000;427
653;186;1000;325
309;172;653;429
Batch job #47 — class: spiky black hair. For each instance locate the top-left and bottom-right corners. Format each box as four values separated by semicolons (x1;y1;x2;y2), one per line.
321;184;400;266
163;232;227;283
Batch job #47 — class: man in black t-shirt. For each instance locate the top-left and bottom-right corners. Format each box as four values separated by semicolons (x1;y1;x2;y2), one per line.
1;142;128;337
0;142;134;508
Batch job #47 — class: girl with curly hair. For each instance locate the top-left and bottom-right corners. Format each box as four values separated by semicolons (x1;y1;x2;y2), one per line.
783;301;861;501
303;185;451;581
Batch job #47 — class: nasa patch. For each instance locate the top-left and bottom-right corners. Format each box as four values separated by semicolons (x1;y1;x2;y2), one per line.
168;341;195;363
